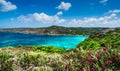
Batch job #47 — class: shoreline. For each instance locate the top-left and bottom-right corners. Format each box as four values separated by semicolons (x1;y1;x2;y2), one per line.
0;31;89;36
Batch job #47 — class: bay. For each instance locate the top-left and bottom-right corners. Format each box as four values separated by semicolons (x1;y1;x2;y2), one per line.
0;32;88;49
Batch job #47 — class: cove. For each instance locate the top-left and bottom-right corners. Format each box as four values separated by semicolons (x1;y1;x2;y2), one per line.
0;32;88;49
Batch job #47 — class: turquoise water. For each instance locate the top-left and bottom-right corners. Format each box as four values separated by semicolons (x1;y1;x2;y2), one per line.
0;32;88;49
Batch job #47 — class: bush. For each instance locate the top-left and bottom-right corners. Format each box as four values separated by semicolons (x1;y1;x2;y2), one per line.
32;46;67;54
77;39;100;50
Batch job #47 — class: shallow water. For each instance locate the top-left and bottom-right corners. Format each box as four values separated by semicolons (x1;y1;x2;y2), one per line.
0;32;88;49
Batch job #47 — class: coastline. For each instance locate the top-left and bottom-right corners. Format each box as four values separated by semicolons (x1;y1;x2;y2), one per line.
0;31;89;36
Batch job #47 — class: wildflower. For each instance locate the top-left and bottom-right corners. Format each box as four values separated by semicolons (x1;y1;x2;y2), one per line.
91;67;95;71
63;69;67;71
105;60;112;65
109;60;112;64
114;54;119;58
103;47;107;54
88;58;93;64
96;55;101;60
65;64;69;69
104;68;107;71
103;47;107;52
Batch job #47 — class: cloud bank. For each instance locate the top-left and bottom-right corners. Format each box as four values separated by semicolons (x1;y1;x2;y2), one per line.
0;0;17;12
68;13;120;27
17;11;120;28
18;12;66;24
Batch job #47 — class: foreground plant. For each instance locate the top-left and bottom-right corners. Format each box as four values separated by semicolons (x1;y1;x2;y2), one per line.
0;45;120;71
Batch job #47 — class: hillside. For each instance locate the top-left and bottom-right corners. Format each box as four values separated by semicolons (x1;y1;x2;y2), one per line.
77;28;120;50
0;26;111;35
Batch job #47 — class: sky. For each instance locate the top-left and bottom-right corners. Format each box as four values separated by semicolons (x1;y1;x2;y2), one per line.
0;0;120;28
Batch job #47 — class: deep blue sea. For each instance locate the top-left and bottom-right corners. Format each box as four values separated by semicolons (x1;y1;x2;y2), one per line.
0;32;88;49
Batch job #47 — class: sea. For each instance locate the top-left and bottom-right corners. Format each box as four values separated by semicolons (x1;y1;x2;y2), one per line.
0;32;88;49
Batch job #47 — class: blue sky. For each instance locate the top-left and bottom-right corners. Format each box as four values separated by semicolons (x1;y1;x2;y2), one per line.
0;0;120;28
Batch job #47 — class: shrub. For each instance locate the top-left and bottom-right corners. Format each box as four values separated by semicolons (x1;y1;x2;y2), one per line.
32;46;67;54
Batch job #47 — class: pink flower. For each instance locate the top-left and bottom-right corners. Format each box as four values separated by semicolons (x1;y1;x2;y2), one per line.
63;69;67;71
96;55;101;60
89;58;93;64
104;68;107;71
91;67;95;71
103;47;107;51
65;64;69;69
103;47;107;54
109;60;112;64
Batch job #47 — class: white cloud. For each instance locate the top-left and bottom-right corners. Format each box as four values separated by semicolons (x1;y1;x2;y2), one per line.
108;9;120;14
56;11;63;16
17;9;120;28
18;12;66;24
57;2;71;11
17;12;120;27
100;0;108;4
0;0;17;12
68;14;120;27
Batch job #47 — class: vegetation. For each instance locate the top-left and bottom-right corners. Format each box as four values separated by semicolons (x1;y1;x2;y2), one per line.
77;28;120;50
0;28;120;71
0;25;110;35
0;45;120;71
26;46;67;54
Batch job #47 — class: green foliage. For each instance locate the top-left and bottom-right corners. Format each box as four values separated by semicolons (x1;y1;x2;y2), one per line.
20;53;40;70
32;46;67;54
77;28;120;50
0;52;13;71
77;38;100;50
